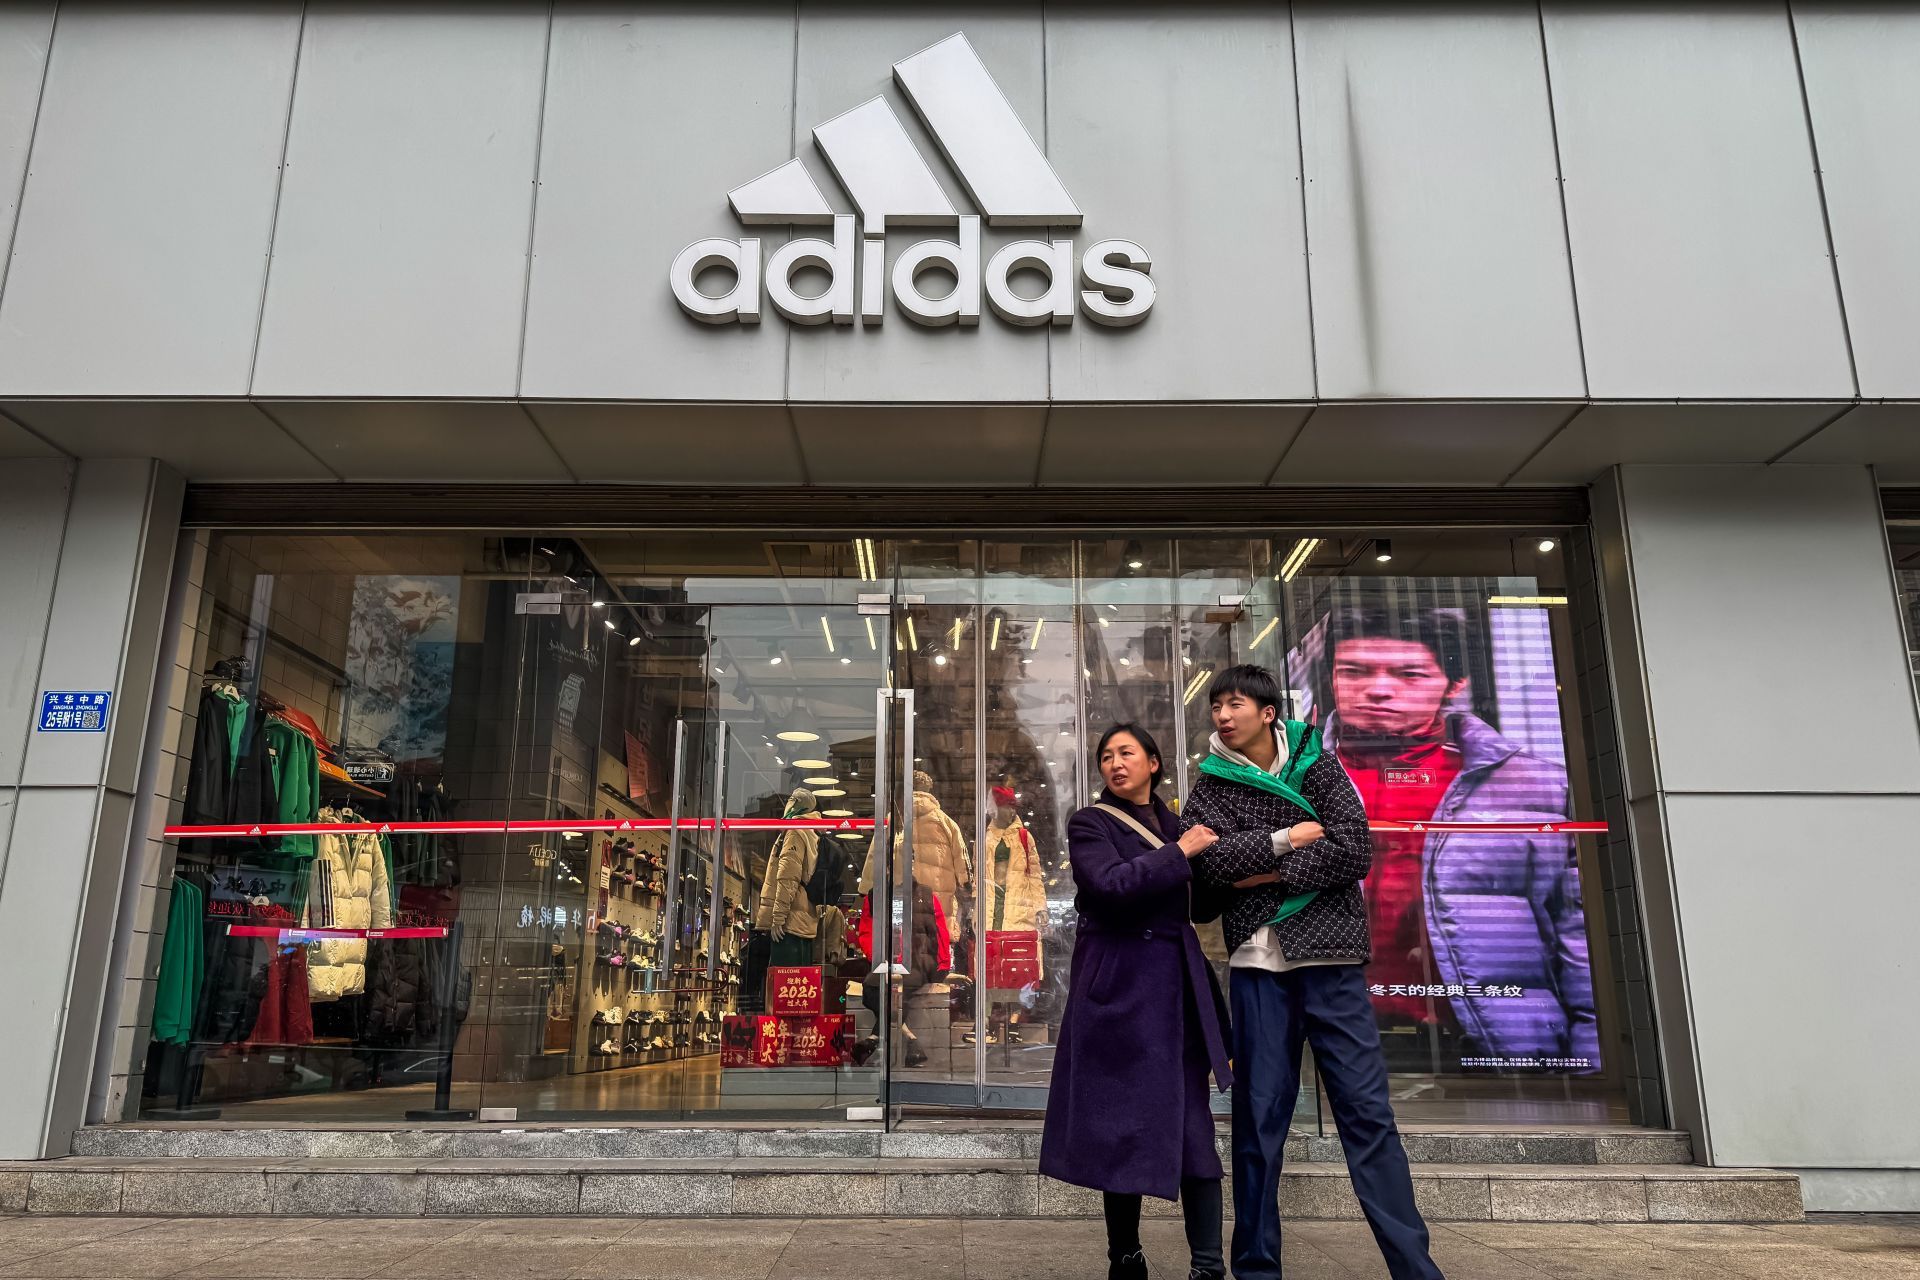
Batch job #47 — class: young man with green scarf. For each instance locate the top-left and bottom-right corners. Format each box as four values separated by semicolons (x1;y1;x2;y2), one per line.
1184;664;1442;1280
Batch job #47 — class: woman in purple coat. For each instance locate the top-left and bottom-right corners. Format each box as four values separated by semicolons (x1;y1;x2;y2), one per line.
1039;724;1233;1280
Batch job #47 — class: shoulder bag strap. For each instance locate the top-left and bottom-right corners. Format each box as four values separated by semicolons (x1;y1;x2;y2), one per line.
1092;803;1170;850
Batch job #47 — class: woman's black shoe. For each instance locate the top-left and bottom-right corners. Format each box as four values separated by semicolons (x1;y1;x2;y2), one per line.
1108;1249;1148;1280
1186;1271;1223;1280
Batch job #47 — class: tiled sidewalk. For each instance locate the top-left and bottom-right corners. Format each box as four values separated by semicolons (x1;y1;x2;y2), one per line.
0;1213;1913;1278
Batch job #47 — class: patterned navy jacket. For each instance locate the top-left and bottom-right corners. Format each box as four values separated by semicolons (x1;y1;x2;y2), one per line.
1185;739;1375;963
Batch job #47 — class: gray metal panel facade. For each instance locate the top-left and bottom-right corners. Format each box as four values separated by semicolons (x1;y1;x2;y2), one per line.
1614;464;1920;795
0;3;1912;481
1663;791;1920;1168
0;5;299;395
251;3;549;397
0;458;69;788
1782;403;1920;482
1276;402;1572;484
528;404;807;483
784;6;1047;403
2;401;335;481
0;4;53;302
1542;3;1854;399
1044;5;1311;401
519;4;795;401
1295;3;1584;399
1794;5;1920;399
262;400;572;482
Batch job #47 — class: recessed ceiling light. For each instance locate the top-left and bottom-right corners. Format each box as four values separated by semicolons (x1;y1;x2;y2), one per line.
775;730;818;742
1537;538;1558;553
840;656;852;665
769;656;783;666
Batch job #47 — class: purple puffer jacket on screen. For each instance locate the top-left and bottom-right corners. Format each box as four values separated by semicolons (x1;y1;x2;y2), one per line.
1396;711;1598;1069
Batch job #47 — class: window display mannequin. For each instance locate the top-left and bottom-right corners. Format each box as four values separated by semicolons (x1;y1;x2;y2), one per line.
305;810;394;1000
756;787;823;966
986;786;1048;932
984;785;1048;1049
860;770;971;928
742;787;824;1009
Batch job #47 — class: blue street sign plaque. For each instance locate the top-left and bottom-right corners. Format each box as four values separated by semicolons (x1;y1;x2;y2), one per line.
38;691;111;733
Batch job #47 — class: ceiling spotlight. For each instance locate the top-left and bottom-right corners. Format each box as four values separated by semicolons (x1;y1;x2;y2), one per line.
821;808;854;818
840;656;852;665
603;619;617;631
835;832;864;841
933;653;948;666
775;730;819;742
1537;538;1558;553
1374;539;1394;563
804;776;839;786
628;635;642;647
792;758;830;770
769;656;783;666
812;787;846;798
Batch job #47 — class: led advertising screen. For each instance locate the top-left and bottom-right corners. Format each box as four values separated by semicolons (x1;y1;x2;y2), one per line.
1283;580;1599;1075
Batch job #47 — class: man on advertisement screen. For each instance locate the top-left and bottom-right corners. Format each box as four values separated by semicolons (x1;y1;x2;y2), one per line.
1307;602;1598;1074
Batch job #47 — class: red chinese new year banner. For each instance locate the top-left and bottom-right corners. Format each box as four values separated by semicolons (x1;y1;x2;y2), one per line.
768;966;825;1016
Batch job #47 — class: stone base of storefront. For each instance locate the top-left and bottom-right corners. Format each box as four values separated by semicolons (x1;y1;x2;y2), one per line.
0;1124;1803;1223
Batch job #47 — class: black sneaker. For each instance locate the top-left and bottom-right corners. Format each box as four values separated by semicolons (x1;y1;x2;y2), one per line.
1186;1271;1223;1280
1109;1250;1147;1280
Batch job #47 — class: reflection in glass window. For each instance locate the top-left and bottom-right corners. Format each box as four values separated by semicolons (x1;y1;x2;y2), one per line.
137;528;1630;1126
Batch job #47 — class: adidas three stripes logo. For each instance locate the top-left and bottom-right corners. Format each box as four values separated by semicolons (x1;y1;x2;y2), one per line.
670;32;1156;330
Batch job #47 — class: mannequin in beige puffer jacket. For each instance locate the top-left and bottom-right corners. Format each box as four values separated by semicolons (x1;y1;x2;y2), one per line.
754;787;821;941
305;810;393;1001
859;772;971;926
985;788;1049;933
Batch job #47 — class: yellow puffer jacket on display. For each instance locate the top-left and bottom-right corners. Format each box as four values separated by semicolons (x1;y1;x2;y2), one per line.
305;816;394;1000
986;816;1049;932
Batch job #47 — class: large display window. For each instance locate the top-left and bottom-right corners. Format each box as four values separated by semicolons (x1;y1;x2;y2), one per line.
131;528;1632;1125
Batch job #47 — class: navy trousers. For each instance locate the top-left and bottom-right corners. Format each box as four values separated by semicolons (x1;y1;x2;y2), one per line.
1230;964;1443;1280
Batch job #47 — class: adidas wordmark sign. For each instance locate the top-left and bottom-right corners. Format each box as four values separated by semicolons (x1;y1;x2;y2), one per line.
670;32;1154;330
